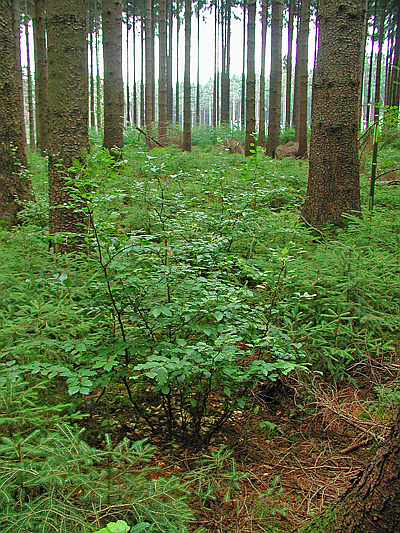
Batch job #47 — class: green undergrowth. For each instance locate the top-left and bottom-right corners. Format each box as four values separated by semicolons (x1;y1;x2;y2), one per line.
0;134;400;531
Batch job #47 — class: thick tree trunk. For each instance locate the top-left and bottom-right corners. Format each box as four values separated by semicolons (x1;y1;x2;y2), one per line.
47;0;88;248
33;0;48;154
158;0;167;144
296;0;310;158
182;0;191;151
103;0;124;151
0;0;33;226
244;0;256;156
266;0;284;158
302;0;364;227
298;408;400;532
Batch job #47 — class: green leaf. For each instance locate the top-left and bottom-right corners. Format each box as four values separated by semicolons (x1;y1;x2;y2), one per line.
237;397;245;408
156;367;168;386
161;385;170;394
63;277;73;288
214;311;224;322
177;338;187;347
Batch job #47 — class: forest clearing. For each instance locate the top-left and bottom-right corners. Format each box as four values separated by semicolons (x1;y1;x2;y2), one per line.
1;0;400;531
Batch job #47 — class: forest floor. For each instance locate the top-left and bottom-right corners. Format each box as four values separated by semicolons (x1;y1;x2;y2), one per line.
85;352;400;532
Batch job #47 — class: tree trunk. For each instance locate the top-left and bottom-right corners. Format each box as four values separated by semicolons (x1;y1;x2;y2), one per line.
244;0;256;156
166;0;173;123
24;7;35;148
213;0;218;127
302;0;364;227
183;0;191;151
145;0;153;143
103;0;124;151
220;1;231;125
298;408;400;532
140;11;145;128
366;1;377;128
32;0;48;154
388;4;400;110
0;0;33;226
241;0;246;130
95;0;102;131
373;0;387;124
132;5;137;125
89;2;96;130
196;4;200;125
125;5;130;126
266;0;284;158
175;0;180;125
296;0;310;158
258;0;268;147
285;0;295;128
47;0;88;248
11;0;27;147
158;0;167;144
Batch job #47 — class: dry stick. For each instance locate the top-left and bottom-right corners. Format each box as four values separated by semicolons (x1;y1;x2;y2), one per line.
135;125;163;147
376;167;400;180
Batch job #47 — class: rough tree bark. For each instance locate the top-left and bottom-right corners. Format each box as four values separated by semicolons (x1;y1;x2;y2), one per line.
0;0;33;226
296;0;310;158
158;0;167;144
103;0;124;151
302;0;364;226
182;0;191;151
47;0;88;248
298;408;400;532
33;0;48;154
258;0;268;147
266;0;284;158
244;0;256;156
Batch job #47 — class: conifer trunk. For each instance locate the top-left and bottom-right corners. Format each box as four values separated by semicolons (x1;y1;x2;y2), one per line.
11;0;27;147
183;0;191;151
24;8;35;147
103;0;124;151
0;0;33;225
298;408;400;532
32;0;48;154
158;0;167;144
266;0;284;158
244;0;256;156
258;0;268;147
285;0;295;127
47;0;88;247
302;0;364;226
296;0;310;158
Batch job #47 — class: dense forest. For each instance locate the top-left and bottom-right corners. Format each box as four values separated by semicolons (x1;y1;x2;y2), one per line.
1;0;400;532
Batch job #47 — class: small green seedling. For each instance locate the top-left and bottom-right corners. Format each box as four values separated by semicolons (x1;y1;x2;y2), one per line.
96;520;150;533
